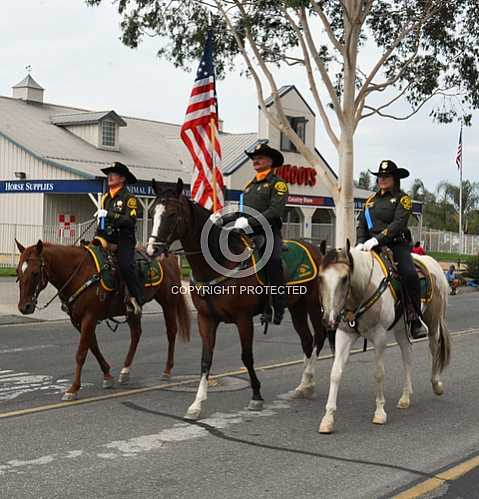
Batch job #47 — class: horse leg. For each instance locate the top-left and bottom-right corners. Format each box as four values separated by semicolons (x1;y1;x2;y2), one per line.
394;326;413;409
160;300;178;379
63;316;95;401
308;307;327;355
319;328;357;434
371;331;388;425
88;332;114;389
288;305;316;399
184;313;218;420
237;316;263;411
118;314;142;385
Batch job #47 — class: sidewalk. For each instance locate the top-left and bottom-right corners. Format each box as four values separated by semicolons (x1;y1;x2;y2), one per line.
0;277;195;324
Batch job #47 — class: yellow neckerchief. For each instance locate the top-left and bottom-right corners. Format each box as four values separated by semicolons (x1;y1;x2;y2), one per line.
109;186;123;198
255;168;272;182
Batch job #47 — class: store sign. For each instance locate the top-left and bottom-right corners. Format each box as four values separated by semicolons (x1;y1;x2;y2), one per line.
276;165;317;187
0;179;190;197
0;179;101;193
287;195;333;206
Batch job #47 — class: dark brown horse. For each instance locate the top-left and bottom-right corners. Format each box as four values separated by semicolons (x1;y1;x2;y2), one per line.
15;239;190;400
146;178;327;420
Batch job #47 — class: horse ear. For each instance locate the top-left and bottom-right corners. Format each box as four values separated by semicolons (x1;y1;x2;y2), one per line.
175;178;184;197
319;240;327;256
152;178;161;197
36;240;43;255
15;239;25;254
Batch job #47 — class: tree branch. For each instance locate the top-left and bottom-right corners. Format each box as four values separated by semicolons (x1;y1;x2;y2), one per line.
280;5;340;150
299;7;343;123
310;1;344;54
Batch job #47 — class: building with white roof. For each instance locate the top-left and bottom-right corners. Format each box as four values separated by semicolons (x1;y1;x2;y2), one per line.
0;73;421;260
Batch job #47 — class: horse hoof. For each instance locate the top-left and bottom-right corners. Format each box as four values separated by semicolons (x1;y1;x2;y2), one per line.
118;372;130;385
397;397;410;409
433;381;444;396
319;418;334;434
247;400;264;411
161;372;172;381
372;413;387;425
184;406;201;420
102;378;114;389
62;391;79;401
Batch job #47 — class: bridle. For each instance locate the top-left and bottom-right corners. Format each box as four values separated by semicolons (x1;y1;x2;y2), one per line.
148;198;203;257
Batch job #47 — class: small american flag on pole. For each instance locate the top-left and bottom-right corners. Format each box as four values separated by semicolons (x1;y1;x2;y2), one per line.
456;126;463;171
180;32;224;211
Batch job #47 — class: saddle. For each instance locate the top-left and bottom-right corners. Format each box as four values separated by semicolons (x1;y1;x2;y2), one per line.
83;237;163;293
373;247;433;328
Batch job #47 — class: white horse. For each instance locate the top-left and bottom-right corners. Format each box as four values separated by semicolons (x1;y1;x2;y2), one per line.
317;240;451;434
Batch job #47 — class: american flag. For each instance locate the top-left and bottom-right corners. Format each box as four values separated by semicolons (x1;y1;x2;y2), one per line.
180;32;224;210
456;126;463;172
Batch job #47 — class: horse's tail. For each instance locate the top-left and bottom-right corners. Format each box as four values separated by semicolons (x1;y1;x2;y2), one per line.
426;256;451;373
176;291;191;343
436;312;451;373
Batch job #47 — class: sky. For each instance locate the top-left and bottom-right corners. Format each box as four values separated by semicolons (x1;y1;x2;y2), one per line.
0;0;477;192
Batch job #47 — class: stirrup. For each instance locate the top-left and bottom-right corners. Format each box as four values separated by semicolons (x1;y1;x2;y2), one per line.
260;307;272;325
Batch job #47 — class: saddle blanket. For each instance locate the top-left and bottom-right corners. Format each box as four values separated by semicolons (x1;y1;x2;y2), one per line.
250;239;318;286
85;241;163;292
373;251;433;304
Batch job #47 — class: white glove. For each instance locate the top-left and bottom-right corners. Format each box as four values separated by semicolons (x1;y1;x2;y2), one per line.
96;209;108;220
355;243;365;251
363;237;379;251
233;216;250;231
209;212;222;225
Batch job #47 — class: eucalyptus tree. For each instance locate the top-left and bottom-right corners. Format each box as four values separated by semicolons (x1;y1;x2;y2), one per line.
87;0;479;244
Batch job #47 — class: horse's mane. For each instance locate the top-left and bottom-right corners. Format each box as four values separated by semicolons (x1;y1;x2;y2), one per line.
186;197;246;261
322;248;354;272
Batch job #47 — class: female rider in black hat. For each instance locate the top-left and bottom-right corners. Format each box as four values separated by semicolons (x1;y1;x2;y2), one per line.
356;160;428;339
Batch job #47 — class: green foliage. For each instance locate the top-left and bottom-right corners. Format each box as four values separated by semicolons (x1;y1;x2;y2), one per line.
464;254;479;280
356;170;372;191
85;0;479;124
0;268;16;277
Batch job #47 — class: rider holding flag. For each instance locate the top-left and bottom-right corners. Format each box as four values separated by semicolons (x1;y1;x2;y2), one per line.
356;160;427;339
210;143;289;325
96;162;144;315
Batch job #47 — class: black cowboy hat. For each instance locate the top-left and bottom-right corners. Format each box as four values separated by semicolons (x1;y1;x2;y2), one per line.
369;160;409;179
245;143;284;168
101;161;137;185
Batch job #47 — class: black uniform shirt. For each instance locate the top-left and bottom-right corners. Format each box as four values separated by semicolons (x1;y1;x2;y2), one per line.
357;189;412;245
96;187;138;244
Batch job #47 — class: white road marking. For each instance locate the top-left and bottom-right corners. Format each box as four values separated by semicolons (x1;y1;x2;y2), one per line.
0;370;91;401
0;345;55;355
0;395;293;475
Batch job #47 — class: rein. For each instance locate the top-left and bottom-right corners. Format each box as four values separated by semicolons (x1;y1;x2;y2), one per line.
339;252;392;329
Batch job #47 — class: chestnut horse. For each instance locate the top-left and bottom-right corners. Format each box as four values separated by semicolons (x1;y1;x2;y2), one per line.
146;178;327;420
15;239;190;400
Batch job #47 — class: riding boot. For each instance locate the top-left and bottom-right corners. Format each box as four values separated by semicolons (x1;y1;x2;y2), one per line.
408;281;428;339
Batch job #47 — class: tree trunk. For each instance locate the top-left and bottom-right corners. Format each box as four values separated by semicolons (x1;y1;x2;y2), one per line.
335;126;356;247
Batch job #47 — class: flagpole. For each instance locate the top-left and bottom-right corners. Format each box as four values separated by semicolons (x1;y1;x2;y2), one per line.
211;117;217;212
459;157;463;255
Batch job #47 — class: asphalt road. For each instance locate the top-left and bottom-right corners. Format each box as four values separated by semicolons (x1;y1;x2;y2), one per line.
0;291;479;498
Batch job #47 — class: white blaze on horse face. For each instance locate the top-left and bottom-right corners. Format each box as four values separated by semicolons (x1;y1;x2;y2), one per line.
321;266;348;328
147;203;165;256
21;262;28;274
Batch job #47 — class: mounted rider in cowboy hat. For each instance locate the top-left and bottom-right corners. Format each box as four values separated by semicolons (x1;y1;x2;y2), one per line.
356;159;428;339
210;143;289;325
96;161;145;315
